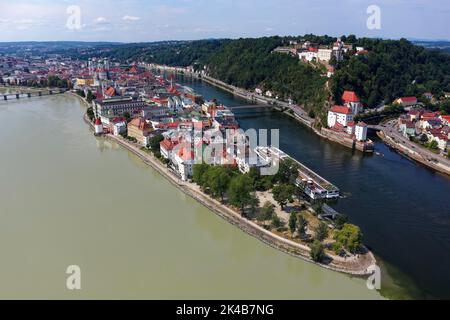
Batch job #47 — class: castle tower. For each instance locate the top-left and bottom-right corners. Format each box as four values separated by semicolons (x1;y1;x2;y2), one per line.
94;118;103;135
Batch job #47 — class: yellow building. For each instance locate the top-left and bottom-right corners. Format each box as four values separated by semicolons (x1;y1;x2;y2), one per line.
76;78;95;86
127;117;153;146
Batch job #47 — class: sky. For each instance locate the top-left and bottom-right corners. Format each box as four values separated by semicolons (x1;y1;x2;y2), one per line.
0;0;449;42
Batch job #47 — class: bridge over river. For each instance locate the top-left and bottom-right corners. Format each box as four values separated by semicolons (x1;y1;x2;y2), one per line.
0;88;68;102
229;104;272;110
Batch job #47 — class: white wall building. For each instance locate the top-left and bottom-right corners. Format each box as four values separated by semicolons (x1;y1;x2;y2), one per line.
355;122;368;141
112;121;127;136
318;49;333;62
174;146;194;181
327;106;353;128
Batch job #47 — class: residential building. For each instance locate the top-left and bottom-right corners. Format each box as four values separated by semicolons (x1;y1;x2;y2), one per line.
355;122;368;141
327;106;353;128
408;109;424;122
440;115;450;126
342;91;363;114
109;117;127;136
400;120;417;137
395;96;418;107
423;92;433;100
346;121;355;135
174;145;194;181
93;96;148;118
298;48;318;62
318;48;333;62
273;47;297;56
127;117;153;146
160;139;176;160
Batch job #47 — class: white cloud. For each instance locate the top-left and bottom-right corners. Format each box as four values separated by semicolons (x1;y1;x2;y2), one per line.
122;15;140;22
93;17;109;25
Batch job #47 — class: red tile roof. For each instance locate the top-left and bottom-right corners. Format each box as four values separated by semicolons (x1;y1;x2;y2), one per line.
423;112;440;118
160;139;175;151
330;105;352;115
177;146;194;161
399;97;417;102
104;87;115;97
129;117;151;131
342;91;360;103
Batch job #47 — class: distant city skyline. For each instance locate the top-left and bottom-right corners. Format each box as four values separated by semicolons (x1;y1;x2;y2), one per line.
0;0;449;42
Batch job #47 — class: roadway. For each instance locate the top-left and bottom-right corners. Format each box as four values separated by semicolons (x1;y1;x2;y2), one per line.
380;120;450;167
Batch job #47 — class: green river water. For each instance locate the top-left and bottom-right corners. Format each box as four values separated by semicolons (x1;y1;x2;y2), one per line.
0;94;382;299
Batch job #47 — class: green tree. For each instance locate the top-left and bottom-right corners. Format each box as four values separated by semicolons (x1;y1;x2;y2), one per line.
228;175;257;215
86;90;95;103
289;212;298;234
271;214;283;229
428;140;439;150
207;166;232;202
76;89;85;97
312;202;323;216
86;107;95;121
123;112;131;122
310;240;326;262
334;224;363;254
275;159;300;184
315;222;329;242
272;184;295;210
334;214;349;230
193;164;210;189
297;213;308;239
258;201;275;224
149;134;164;152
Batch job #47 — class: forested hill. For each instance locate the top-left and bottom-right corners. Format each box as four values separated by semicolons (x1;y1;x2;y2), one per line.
203;37;328;110
331;38;450;107
79;35;450;113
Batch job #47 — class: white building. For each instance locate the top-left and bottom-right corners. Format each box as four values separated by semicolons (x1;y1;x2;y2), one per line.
112;121;127;136
342;91;363;114
318;48;333;62
298;49;318;62
174;145;194;181
355;122;368;141
327;106;353;128
94;118;103;135
160;139;176;160
346;122;355;135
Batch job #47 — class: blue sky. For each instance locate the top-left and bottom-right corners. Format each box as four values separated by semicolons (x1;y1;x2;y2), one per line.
0;0;449;42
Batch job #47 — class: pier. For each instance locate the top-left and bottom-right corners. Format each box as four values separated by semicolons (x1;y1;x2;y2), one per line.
254;146;340;200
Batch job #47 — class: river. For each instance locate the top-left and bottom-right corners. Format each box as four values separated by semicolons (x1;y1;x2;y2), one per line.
0;94;383;299
176;75;450;299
